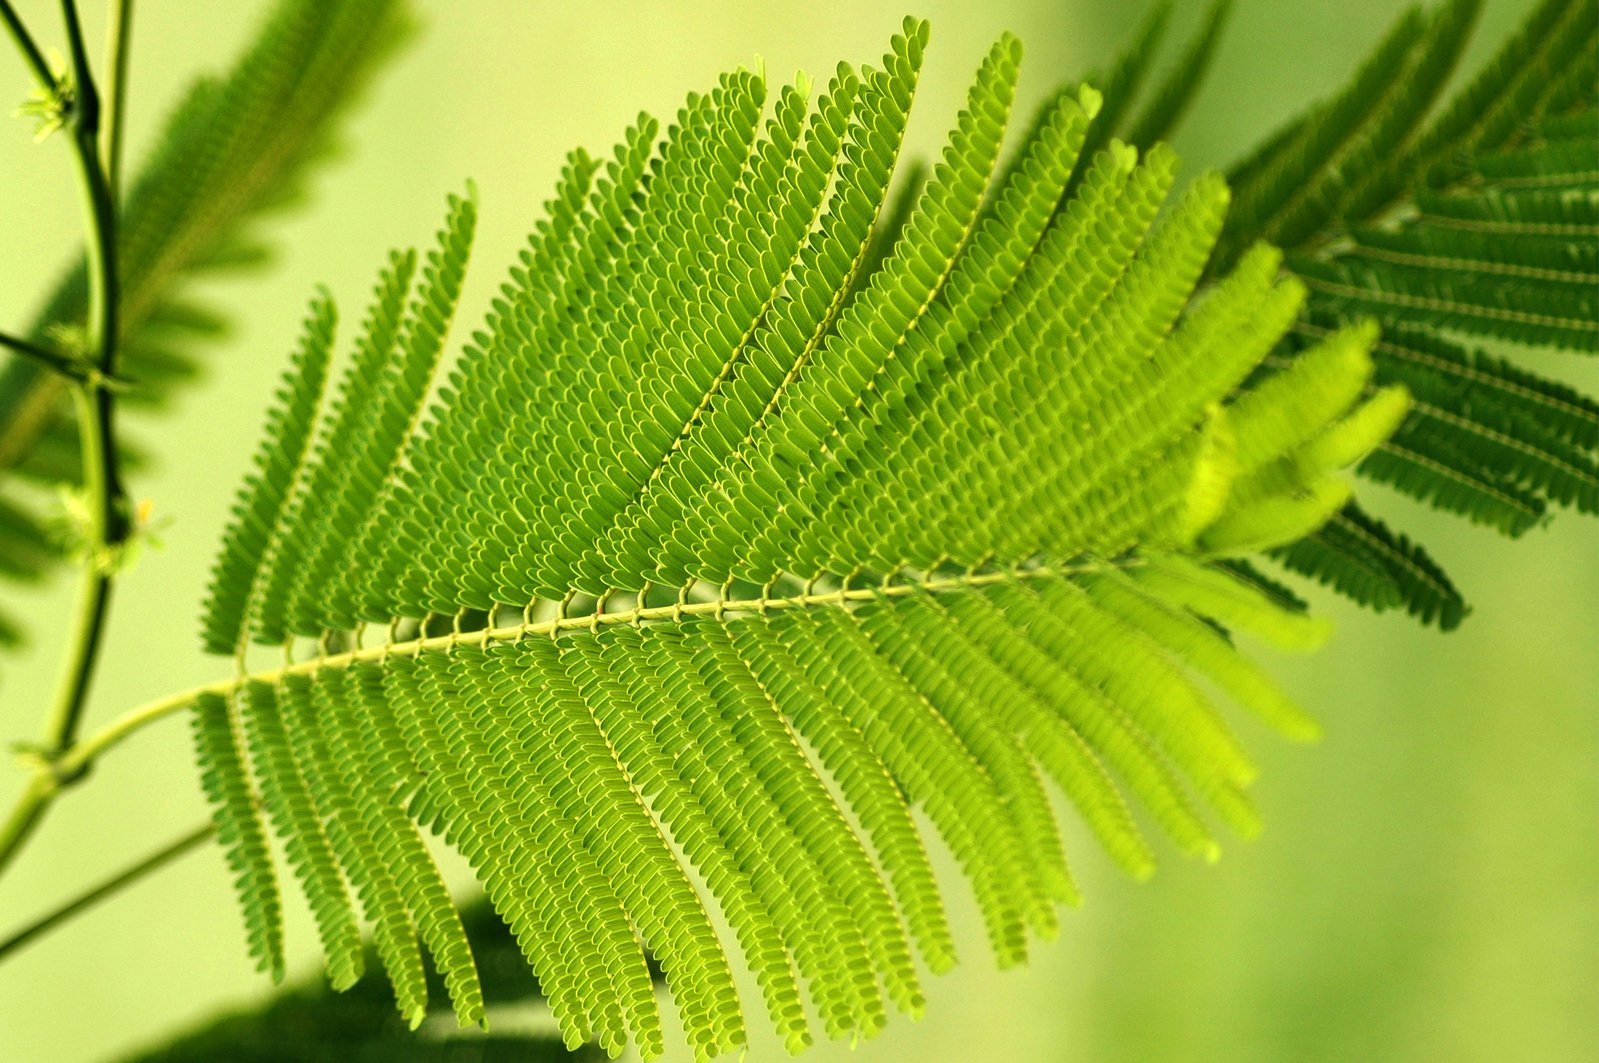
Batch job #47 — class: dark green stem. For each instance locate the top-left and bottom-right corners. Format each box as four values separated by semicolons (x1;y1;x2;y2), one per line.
0;0;129;895
0;0;53;88
0;328;92;383
56;0;96;127
42;384;117;757
0;0;130;887
41;0;128;761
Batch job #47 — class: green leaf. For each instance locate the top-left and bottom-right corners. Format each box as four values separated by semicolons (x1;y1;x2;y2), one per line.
188;24;1406;1059
0;0;412;658
201;296;338;655
1272;501;1468;630
114;901;594;1063
1056;0;1597;627
1217;0;1598;624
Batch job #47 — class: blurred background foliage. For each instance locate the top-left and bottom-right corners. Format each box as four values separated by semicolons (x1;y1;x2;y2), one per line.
0;1;1593;1060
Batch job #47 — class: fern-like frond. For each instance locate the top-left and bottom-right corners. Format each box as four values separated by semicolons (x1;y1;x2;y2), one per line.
200;296;338;655
1270;501;1467;629
1212;0;1482;269
191;692;283;982
1121;1;1233;149
189;23;1406;1060
0;0;410;658
1042;0;1597;627
1057;0;1232;187
1205;0;1597;625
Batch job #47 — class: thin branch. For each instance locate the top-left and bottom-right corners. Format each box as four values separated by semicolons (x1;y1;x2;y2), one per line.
0;560;1130;877
0;773;54;880
41;0;127;762
0;0;54;89
18;558;1140;821
0;823;213;964
0;328;89;382
55;0;96;130
0;329;129;390
0;0;128;890
103;0;133;198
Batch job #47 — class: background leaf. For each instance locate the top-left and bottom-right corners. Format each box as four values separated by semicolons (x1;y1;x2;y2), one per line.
1081;0;1599;626
114;902;601;1063
0;0;411;662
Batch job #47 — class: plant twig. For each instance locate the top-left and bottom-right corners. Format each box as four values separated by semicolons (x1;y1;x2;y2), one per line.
0;773;54;880
0;327;91;383
0;1;130;887
55;0;94;114
0;557;1138;881
0;0;53;89
0;822;213;964
103;0;133;197
89;561;1114;761
41;0;128;763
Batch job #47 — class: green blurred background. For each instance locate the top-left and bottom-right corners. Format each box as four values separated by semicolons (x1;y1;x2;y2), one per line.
0;1;1594;1060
